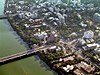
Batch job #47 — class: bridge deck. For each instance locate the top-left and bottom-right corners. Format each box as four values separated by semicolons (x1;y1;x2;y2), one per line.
0;15;7;19
0;50;38;65
0;45;48;65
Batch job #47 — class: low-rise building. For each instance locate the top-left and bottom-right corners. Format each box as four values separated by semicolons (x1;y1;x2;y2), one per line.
74;69;85;75
63;56;74;62
93;13;100;23
34;31;48;40
19;1;24;5
78;61;95;73
79;22;87;28
24;24;30;28
48;45;61;52
83;30;94;39
62;65;74;72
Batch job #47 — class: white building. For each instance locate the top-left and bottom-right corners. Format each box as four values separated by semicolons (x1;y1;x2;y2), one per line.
47;0;63;5
93;13;100;23
19;1;24;4
63;65;74;72
79;22;87;27
83;30;94;39
18;12;25;19
78;38;86;45
70;0;81;7
57;12;65;25
24;24;30;28
34;31;48;40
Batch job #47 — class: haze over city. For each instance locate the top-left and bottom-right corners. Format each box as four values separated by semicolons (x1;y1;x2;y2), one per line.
0;0;100;75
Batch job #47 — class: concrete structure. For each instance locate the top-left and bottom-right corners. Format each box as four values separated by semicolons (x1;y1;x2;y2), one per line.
78;61;95;73
0;50;38;65
19;1;24;4
63;65;74;72
74;69;85;75
56;12;65;25
47;0;62;5
83;30;94;39
79;22;87;28
34;31;48;40
93;13;100;23
70;0;81;7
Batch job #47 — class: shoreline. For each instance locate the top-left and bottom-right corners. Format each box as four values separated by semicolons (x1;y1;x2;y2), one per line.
2;0;57;73
3;0;100;74
7;16;58;75
3;0;58;73
0;18;57;74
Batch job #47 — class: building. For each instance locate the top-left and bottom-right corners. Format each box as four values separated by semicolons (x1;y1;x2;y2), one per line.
24;24;30;28
19;1;24;4
86;43;100;50
34;31;48;41
62;65;74;73
47;31;59;43
70;0;81;7
74;69;85;75
83;30;94;39
79;22;87;28
78;61;95;73
77;38;86;46
93;13;100;23
69;32;78;38
47;45;61;52
56;12;65;25
63;56;75;62
47;0;62;5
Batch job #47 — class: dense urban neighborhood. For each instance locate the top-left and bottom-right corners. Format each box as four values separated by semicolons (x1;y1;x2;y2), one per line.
2;0;100;75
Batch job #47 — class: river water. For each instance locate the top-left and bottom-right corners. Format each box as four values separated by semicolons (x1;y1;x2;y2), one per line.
0;0;56;75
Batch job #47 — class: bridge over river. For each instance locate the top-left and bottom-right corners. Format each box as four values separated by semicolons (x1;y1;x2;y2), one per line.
0;50;39;65
0;46;48;65
0;15;7;19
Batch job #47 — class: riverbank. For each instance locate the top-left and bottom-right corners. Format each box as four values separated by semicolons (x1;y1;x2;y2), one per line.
0;0;56;75
0;19;56;75
6;11;58;75
4;1;58;74
3;0;100;74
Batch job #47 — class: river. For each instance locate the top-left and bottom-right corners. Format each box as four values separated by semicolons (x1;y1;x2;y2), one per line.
0;0;56;75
